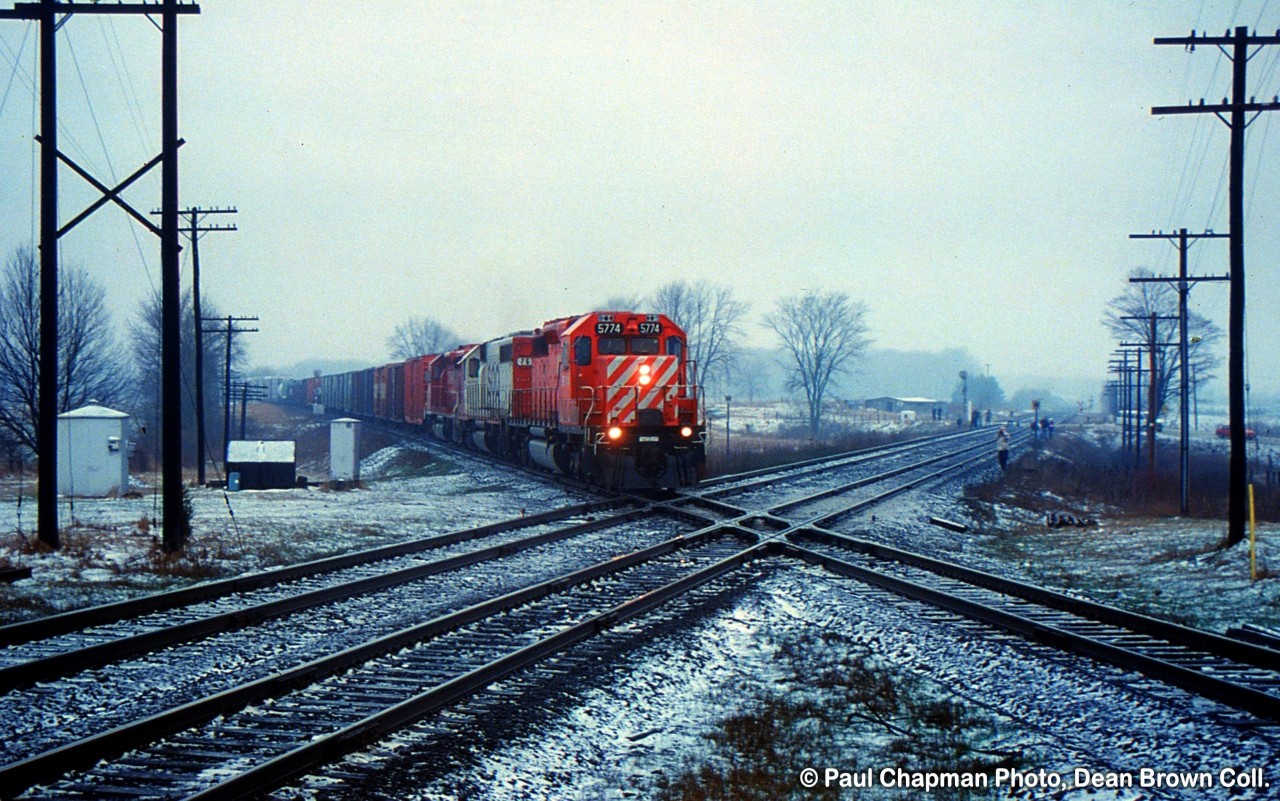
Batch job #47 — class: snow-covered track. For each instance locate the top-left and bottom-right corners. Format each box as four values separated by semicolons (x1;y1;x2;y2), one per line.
0;500;651;691
786;528;1280;722
0;498;618;651
694;426;1024;514
696;422;1022;499
3;528;763;800
762;436;1004;523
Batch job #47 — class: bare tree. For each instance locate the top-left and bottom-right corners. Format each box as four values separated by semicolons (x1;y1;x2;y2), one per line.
1103;269;1222;420
764;289;871;437
651;280;749;392
0;247;127;453
130;289;241;466
387;316;462;360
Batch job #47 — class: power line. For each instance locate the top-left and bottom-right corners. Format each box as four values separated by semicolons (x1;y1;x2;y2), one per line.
1129;229;1229;514
1153;26;1280;545
152;205;237;485
0;0;202;552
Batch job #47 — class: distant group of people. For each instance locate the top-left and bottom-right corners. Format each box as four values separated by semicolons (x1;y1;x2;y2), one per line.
1031;417;1054;440
952;409;998;429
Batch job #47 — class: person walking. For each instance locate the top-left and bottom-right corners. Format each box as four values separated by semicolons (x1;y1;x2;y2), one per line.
996;426;1010;470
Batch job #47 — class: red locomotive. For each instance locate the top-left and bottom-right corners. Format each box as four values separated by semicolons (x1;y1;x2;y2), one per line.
303;311;706;489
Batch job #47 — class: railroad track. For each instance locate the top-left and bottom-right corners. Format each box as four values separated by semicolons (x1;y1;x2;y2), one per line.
0;499;635;685
0;426;1000;799
6;526;763;800
7;422;1278;799
785;528;1280;722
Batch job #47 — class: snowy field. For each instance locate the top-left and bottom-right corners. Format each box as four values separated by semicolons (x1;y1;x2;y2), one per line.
0;444;591;623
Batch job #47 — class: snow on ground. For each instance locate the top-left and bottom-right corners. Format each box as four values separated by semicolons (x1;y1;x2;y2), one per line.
3;413;1278;798
0;446;591;624
289;563;1280;801
820;437;1280;636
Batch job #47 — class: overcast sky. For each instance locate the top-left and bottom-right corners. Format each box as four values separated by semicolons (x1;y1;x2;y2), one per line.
1;1;1278;402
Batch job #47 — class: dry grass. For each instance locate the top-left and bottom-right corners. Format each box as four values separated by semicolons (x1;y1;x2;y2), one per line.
967;432;1280;524
656;628;1018;800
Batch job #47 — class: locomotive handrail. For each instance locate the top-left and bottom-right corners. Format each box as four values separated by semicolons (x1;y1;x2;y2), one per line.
577;385;599;427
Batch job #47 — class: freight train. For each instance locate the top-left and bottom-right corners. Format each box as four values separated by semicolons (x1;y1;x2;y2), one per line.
279;311;707;489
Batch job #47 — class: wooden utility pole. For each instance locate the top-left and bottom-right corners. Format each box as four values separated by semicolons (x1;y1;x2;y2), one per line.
1120;318;1176;473
232;381;267;438
1154;27;1280;544
153;206;238;486
0;1;201;550
1128;229;1228;514
202;315;258;471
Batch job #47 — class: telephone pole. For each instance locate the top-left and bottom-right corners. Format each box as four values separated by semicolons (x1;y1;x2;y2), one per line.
0;1;201;551
1154;27;1280;543
1120;314;1176;479
231;381;267;439
153;206;237;485
202;315;258;471
1128;229;1228;513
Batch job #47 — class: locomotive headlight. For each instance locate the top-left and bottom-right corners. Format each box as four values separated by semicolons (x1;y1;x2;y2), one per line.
680;426;693;438
608;426;623;440
638;373;651;385
639;364;651;375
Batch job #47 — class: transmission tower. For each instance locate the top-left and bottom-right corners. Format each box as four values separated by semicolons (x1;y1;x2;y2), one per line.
0;1;202;551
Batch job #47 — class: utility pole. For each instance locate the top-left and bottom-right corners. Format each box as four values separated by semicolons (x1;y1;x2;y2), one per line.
1107;357;1126;446
152;206;237;486
232;381;267;438
1154;27;1280;544
724;395;732;460
1114;348;1144;465
0;1;201;551
202;315;258;471
1120;317;1175;473
1129;229;1228;513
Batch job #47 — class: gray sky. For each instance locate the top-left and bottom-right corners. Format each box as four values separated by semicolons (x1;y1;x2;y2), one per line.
2;1;1278;401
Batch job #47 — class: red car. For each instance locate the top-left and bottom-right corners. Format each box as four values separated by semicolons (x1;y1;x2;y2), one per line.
1215;424;1256;440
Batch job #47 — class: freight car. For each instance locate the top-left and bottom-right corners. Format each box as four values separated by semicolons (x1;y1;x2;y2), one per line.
298;311;706;489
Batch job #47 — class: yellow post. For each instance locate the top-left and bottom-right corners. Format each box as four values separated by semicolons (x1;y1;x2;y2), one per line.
1248;483;1257;581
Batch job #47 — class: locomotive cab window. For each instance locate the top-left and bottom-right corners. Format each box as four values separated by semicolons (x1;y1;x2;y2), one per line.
598;337;626;355
631;337;659;355
574;336;592;366
467;359;480;378
665;337;685;359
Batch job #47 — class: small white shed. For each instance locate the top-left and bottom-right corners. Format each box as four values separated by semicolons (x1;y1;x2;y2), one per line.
330;418;360;481
57;404;130;497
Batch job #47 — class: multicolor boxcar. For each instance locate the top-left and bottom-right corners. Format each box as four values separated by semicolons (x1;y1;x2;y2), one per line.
296;310;705;489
